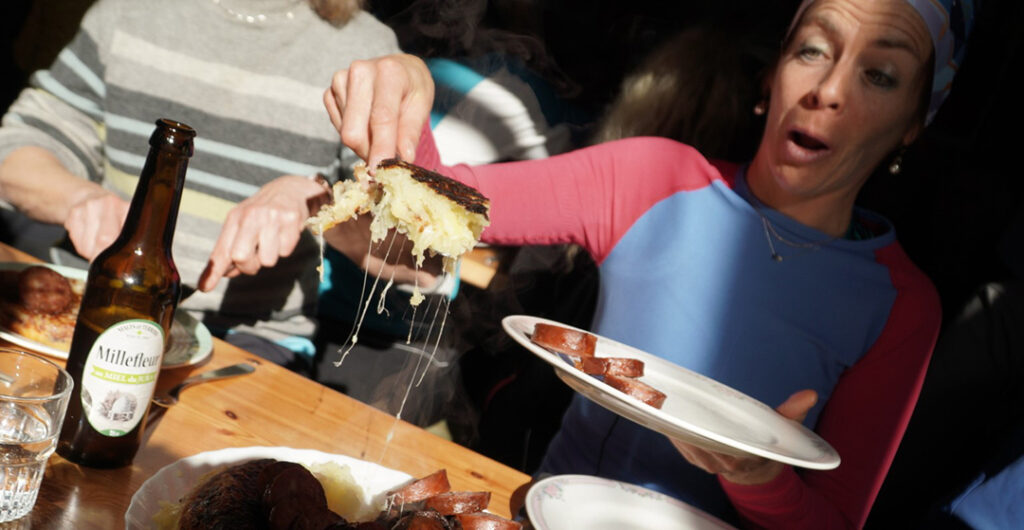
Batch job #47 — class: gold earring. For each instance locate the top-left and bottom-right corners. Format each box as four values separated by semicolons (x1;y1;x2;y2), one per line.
753;101;767;115
888;148;905;175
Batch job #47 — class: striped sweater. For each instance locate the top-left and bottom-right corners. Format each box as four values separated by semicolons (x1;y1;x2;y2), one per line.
0;0;401;343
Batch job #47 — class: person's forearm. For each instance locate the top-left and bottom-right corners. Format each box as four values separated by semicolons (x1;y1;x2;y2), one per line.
0;146;102;224
720;469;853;529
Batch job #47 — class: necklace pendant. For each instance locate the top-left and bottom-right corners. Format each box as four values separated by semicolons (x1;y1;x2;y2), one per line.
772;253;783;262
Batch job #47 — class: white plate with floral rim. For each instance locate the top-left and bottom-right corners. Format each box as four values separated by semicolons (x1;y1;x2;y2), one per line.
502;314;840;469
525;474;736;530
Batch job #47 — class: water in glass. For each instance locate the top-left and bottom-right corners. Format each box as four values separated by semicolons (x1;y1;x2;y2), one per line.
0;348;72;523
0;402;57;522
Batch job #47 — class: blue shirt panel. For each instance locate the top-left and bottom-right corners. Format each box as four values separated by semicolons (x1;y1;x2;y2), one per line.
540;172;902;519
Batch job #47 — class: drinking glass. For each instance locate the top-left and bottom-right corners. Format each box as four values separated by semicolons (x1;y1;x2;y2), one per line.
0;348;73;522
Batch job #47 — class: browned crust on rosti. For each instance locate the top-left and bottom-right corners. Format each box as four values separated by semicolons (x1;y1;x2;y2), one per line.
377;158;490;218
0;269;82;351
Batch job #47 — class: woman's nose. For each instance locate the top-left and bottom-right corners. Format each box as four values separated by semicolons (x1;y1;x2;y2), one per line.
804;64;851;111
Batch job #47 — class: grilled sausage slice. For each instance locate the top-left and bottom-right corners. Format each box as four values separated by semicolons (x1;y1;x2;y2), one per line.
456;512;523;530
530;323;597;357
424;491;491;515
576;357;644;377
604;374;667;409
388;469;451;505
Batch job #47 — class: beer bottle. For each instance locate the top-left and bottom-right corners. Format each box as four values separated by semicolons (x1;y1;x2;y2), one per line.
57;119;195;468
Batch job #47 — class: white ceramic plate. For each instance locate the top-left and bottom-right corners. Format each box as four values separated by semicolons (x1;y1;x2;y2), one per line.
526;474;736;530
502;315;840;469
0;262;212;368
125;446;413;529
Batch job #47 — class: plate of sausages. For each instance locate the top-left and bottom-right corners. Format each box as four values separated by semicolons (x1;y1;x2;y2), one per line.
127;446;523;529
502;315;840;470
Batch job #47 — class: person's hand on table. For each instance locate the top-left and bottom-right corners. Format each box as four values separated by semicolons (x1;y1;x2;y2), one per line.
323;53;434;173
198;174;331;291
670;389;819;485
64;186;130;261
0;146;128;261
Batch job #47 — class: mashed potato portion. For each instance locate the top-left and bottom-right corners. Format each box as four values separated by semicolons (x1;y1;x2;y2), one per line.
308;460;384;521
152;499;183;530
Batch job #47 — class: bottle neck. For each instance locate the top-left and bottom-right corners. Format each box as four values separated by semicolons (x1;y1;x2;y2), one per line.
120;148;188;251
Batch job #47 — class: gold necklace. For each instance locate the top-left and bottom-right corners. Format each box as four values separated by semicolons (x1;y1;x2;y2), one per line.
209;0;303;24
754;208;841;262
746;189;842;262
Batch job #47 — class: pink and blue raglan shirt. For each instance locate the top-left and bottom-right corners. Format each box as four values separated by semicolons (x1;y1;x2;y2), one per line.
417;134;941;529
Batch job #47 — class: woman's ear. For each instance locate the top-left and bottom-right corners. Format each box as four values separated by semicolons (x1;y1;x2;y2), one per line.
901;120;923;148
756;63;778;113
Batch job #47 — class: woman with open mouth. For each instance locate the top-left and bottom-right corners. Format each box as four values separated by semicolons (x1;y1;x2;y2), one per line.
322;0;976;527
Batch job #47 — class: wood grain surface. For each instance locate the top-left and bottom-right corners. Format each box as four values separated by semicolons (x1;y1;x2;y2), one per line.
0;242;530;529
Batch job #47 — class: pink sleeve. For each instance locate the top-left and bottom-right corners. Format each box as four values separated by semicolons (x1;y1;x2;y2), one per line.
721;245;942;529
414;122;442;171
431;136;733;264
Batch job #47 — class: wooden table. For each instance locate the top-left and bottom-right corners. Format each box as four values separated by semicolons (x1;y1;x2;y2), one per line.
0;243;530;529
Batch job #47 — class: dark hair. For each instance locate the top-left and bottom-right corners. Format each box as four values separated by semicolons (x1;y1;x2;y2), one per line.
592;23;778;162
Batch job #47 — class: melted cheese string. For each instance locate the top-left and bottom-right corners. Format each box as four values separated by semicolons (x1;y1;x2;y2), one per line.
416;297;450;387
315;229;326;281
333;233;398;366
377;278;394;316
324;229;457;464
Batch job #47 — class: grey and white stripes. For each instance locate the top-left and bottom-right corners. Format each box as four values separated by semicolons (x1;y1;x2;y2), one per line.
0;0;400;342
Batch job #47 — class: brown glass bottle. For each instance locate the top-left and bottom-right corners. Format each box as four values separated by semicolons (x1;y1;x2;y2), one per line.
57;119;195;468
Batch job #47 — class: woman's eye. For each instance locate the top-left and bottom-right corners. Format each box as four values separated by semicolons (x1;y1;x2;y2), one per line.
865;69;897;88
798;45;825;60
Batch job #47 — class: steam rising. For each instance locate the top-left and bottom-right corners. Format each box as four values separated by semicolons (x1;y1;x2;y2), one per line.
330;231;469;449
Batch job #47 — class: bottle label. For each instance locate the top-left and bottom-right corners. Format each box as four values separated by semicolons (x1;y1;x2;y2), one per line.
80;319;164;437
